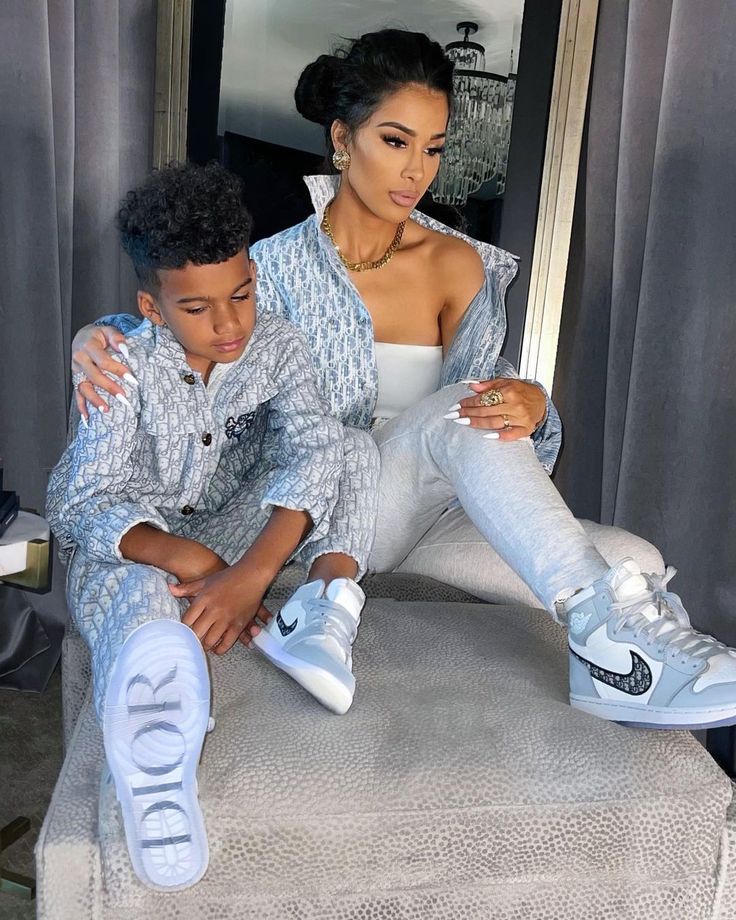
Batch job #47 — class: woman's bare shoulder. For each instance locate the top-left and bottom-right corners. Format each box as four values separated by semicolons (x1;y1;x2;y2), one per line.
408;222;484;272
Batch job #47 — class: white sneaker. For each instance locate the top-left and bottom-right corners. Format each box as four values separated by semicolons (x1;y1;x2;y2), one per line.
252;577;364;714
564;558;736;729
103;619;210;890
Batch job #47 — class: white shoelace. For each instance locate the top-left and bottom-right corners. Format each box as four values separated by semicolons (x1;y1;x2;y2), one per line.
611;566;726;661
304;597;359;653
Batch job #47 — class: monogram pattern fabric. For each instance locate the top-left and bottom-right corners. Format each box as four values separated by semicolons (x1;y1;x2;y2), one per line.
99;175;562;473
50;312;380;715
48;312;353;566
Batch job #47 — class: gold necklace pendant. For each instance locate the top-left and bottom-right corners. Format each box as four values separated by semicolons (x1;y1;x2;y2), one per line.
321;203;406;272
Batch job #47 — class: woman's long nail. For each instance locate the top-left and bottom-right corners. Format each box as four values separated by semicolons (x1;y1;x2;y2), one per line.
460;379;480;385
118;343;130;360
123;372;138;387
447;403;461;412
483;432;500;440
80;416;88;429
452;417;471;426
443;411;460;420
115;393;134;411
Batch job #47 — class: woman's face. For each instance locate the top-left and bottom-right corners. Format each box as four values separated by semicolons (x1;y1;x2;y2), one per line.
334;83;450;223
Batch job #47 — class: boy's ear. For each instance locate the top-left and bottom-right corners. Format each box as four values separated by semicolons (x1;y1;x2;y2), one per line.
137;291;164;326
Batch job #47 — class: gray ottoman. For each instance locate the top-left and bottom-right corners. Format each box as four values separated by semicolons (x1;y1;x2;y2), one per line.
38;598;736;919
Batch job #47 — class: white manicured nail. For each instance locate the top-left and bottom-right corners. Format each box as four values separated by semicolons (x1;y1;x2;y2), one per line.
452;417;471;426
483;432;500;440
115;393;134;411
443;411;460;420
80;416;88;428
460;379;480;384
123;372;138;387
447;403;461;412
118;343;130;360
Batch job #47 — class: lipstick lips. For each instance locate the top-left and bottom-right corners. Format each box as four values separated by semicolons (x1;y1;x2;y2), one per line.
389;190;419;208
213;337;245;353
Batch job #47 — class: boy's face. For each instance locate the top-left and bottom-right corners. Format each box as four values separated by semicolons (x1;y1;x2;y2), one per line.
138;249;256;376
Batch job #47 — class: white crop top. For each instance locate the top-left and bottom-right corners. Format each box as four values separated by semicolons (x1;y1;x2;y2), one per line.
373;342;444;423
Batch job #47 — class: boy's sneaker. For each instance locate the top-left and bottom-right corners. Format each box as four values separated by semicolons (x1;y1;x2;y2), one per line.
252;577;364;715
103;619;211;890
563;558;736;729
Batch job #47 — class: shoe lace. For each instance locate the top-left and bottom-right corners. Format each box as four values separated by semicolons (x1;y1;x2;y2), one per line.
304;597;358;652
610;566;725;660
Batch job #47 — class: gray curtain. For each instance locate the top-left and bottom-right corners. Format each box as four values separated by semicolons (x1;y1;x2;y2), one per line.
554;0;736;643
0;0;156;688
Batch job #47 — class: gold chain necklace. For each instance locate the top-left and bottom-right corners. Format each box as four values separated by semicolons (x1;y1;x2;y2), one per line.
321;203;406;272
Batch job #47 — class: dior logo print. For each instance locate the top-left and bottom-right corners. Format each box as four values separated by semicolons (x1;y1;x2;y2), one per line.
225;411;257;440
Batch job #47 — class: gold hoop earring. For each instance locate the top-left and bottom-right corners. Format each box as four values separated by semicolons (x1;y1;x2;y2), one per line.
332;149;351;171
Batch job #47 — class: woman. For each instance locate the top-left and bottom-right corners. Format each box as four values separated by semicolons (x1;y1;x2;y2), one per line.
71;29;736;729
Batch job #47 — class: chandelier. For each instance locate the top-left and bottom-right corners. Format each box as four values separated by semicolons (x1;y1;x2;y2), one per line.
431;22;517;206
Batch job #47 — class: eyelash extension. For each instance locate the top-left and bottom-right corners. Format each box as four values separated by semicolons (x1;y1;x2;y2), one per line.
382;134;445;156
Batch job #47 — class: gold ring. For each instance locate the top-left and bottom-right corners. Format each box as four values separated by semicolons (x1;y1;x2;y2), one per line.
503;414;511;430
479;388;504;407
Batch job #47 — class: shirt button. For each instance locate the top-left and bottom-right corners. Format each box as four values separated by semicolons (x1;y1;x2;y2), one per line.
180;505;195;515
201;433;212;446
183;373;196;385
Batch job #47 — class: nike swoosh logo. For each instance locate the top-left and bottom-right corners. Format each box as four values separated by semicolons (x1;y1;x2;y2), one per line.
571;649;652;696
277;610;298;637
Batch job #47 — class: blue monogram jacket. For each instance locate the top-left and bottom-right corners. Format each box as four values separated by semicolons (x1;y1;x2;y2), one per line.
48;314;344;565
99;175;562;472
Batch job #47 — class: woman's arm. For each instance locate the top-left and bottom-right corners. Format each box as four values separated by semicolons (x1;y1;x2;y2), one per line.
438;238;562;472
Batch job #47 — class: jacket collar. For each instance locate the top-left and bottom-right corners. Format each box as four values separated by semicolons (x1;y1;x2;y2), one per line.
302;174;517;271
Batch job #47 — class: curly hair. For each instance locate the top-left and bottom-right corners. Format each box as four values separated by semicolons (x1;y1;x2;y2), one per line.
117;161;252;292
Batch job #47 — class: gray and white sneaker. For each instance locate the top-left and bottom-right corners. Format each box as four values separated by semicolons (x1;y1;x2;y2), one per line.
563;558;736;729
252;577;364;715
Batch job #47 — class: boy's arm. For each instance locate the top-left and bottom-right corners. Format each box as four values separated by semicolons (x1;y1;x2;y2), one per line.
119;523;227;583
47;373;171;566
259;325;345;541
172;505;312;653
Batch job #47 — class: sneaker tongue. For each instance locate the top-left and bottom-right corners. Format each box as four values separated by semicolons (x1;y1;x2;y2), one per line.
609;560;678;634
609;559;648;599
325;578;364;621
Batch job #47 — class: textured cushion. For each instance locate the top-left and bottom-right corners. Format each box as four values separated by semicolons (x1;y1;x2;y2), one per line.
41;599;736;919
60;567;481;748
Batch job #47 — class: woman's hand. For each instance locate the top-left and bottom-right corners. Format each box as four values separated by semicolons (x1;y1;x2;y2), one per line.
72;324;134;421
169;566;271;656
444;379;547;440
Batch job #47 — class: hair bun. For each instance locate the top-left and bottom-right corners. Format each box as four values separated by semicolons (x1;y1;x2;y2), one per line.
294;54;342;125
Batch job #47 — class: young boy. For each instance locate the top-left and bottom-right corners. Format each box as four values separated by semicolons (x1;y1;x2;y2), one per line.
46;163;375;892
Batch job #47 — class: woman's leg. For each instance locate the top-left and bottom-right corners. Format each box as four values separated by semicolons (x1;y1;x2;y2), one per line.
369;383;614;611
395;505;664;608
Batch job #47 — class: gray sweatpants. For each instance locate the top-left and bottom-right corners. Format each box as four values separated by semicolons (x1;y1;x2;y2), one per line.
367;383;664;611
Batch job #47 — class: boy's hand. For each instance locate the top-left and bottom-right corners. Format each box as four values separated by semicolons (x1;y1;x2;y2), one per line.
169;566;270;655
168;542;228;584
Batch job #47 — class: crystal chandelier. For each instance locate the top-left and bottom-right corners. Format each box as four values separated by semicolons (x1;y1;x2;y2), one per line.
431;22;517;206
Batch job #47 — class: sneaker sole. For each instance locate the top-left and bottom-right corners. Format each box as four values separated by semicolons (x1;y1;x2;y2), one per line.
570;694;736;730
252;629;354;715
103;619;211;890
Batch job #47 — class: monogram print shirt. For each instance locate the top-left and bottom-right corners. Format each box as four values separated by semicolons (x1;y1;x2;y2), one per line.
48;313;344;565
98;175;562;473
